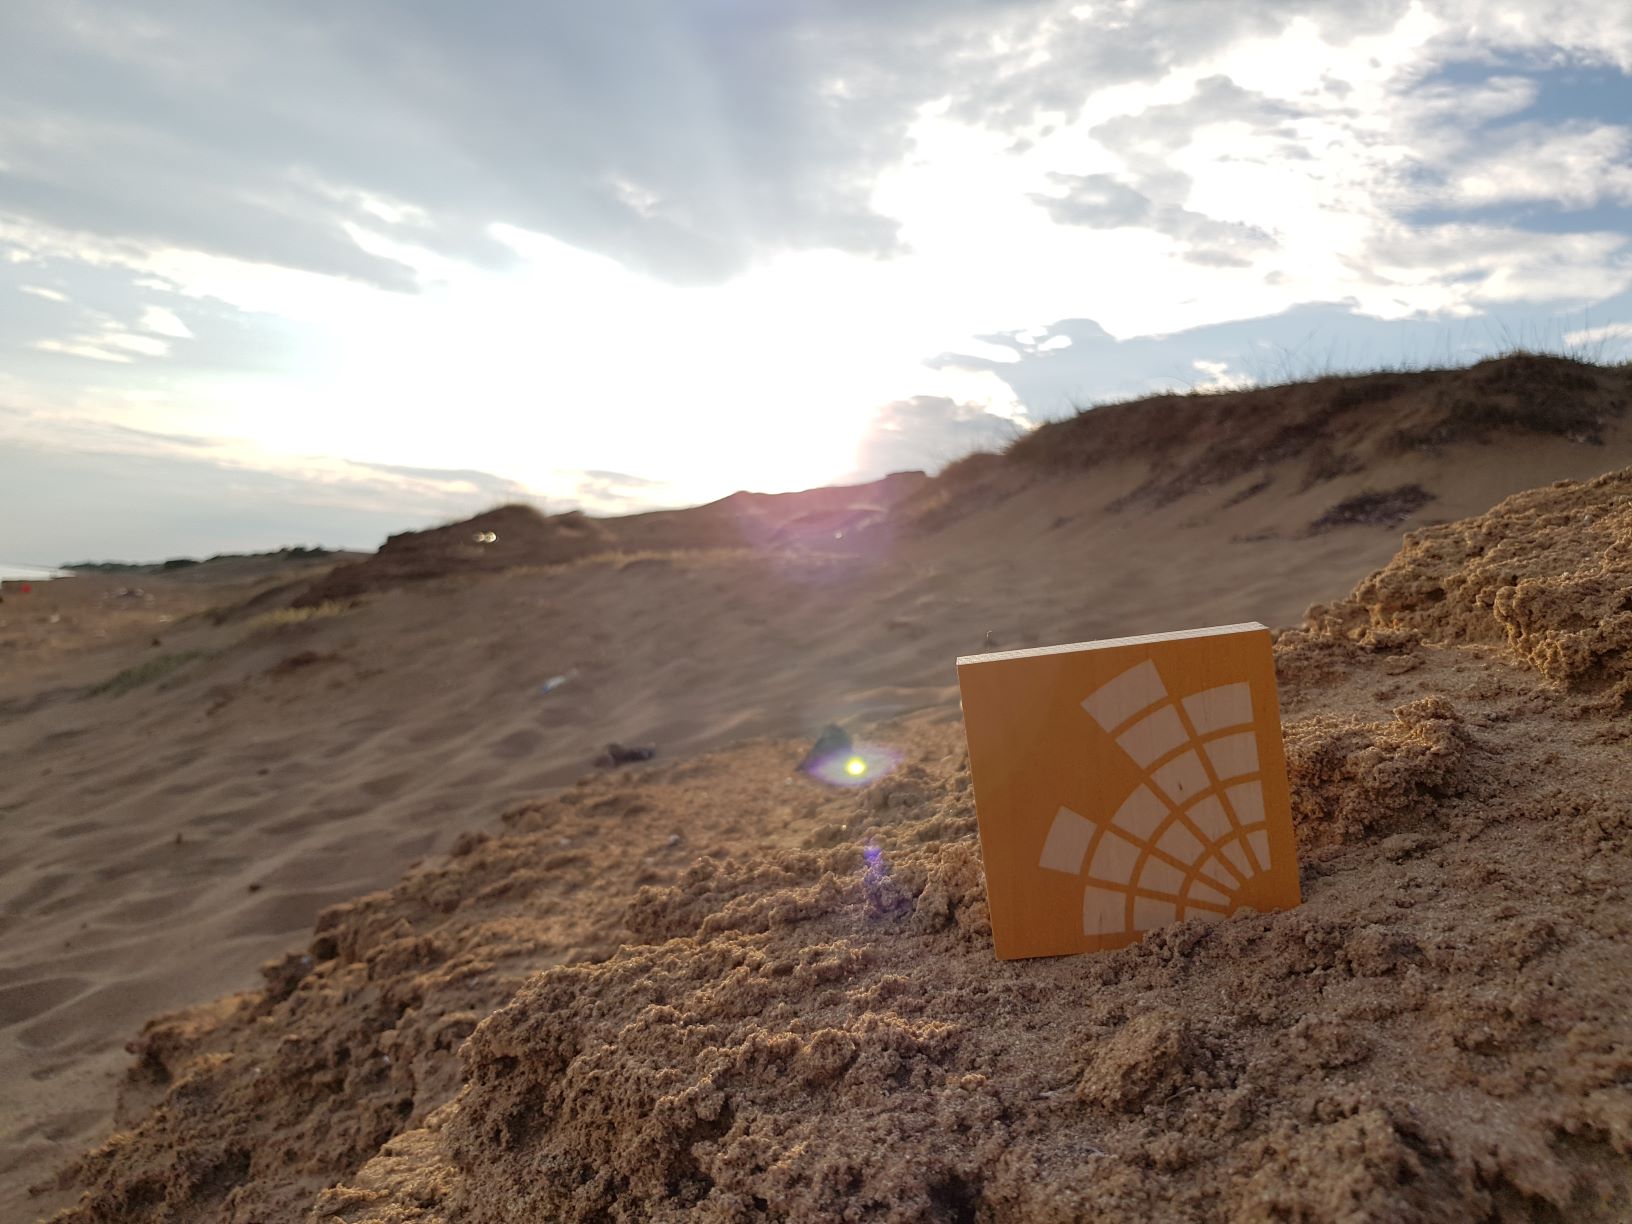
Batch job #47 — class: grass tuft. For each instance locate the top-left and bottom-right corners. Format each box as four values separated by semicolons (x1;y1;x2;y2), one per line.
243;602;349;633
508;547;758;577
86;651;207;698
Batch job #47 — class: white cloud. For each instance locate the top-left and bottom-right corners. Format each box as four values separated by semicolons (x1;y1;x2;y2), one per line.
1187;358;1254;392
1563;321;1632;359
139;305;193;338
1483;128;1632;210
32;338;135;363
1431;1;1632;70
1365;224;1630;308
102;332;170;357
849;395;1026;481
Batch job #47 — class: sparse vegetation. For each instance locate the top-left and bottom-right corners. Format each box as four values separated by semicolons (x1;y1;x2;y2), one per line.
85;651;207;698
243;602;350;633
509;547;758;577
1222;476;1273;508
265;650;339;677
1001;352;1630;514
892;450;1010;532
1391;354;1617;451
933;449;1005;487
1328;376;1412;411
1310;485;1435;532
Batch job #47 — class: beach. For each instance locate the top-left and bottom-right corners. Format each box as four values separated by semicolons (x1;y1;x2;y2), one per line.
5;356;1632;1221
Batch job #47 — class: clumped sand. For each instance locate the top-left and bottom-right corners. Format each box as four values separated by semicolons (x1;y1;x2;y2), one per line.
1310;468;1632;700
32;463;1632;1221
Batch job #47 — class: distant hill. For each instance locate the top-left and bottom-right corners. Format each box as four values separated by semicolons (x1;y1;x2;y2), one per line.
62;546;343;574
291;353;1631;610
292;471;929;606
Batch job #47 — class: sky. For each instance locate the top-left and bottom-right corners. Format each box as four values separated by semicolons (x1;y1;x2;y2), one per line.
3;1;1632;564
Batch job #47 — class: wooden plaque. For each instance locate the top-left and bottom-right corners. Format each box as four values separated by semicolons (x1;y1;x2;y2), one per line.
957;623;1301;960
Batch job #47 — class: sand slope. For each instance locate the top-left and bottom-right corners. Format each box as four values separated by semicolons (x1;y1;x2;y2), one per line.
3;355;1631;1218
35;466;1632;1222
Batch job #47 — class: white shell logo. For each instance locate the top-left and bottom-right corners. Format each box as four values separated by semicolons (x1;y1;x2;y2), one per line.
1038;659;1278;938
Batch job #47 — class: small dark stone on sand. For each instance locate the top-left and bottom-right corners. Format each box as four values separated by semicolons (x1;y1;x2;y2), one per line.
798;724;852;775
597;742;657;767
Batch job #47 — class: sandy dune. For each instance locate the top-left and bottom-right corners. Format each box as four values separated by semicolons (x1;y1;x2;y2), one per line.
3;354;1631;1220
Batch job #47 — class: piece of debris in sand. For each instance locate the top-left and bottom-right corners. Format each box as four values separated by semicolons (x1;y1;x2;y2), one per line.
596;742;657;767
797;723;853;775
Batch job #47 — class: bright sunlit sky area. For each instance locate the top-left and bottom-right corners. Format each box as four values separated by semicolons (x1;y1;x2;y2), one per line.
3;1;1632;563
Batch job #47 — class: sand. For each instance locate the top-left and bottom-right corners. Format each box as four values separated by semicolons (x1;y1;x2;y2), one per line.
3;355;1631;1220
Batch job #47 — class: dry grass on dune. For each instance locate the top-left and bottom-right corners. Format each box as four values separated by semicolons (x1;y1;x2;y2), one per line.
1003;353;1630;507
41;467;1632;1222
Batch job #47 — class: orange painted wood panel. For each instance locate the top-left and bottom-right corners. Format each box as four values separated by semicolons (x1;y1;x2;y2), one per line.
957;622;1301;960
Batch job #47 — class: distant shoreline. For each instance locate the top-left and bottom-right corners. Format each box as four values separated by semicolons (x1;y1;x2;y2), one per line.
0;563;74;583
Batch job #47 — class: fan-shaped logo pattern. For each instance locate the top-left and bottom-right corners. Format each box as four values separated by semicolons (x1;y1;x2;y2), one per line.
1037;659;1276;938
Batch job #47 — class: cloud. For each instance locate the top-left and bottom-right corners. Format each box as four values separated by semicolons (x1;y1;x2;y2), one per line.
1429;2;1632;70
939;2;1415;135
0;446;440;564
1562;320;1632;360
4;3;1627;316
1004;72;1290;270
0;1;1085;291
0;1;1535;294
1429;121;1632;211
1362;221;1630;305
0;403;713;562
1057;74;1300;269
1031;171;1278;267
0;240;320;374
343;459;540;503
562;469;680;515
0;404;212;453
931;291;1632;419
0;411;568;562
848;396;1025;481
1366;54;1632;251
578;469;662;487
140;306;192;338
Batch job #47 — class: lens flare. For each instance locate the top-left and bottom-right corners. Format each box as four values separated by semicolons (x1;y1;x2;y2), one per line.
802;743;900;788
